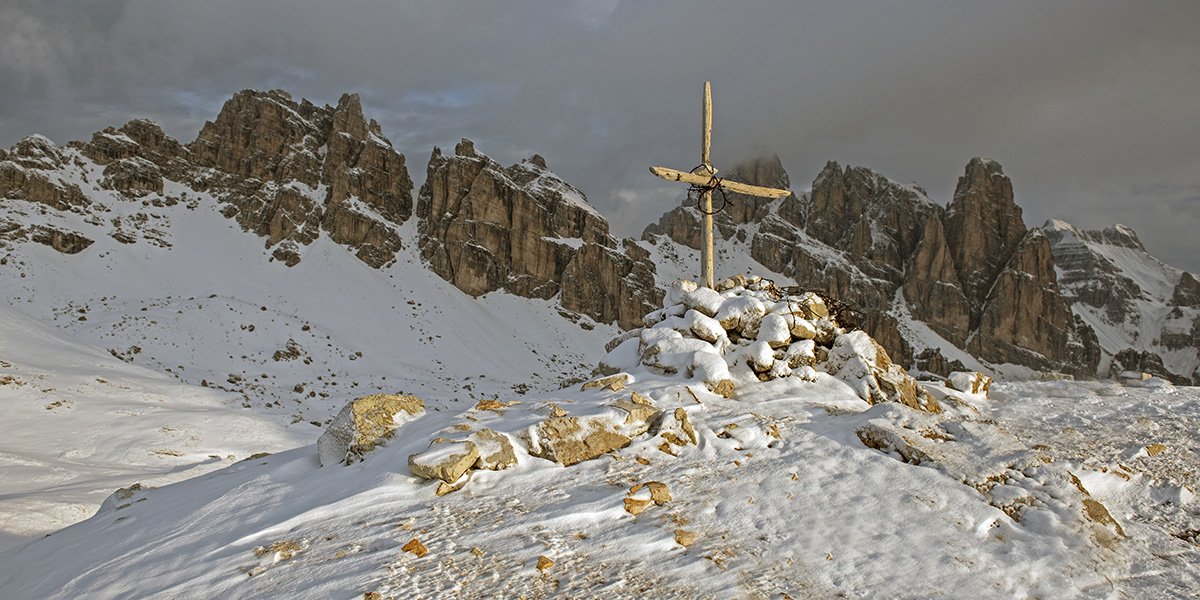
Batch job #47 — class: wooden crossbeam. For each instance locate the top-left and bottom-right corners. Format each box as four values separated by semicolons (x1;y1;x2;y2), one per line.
649;166;791;199
649;82;791;289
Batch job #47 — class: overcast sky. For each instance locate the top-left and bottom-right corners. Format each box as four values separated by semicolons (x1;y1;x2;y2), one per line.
2;1;1197;271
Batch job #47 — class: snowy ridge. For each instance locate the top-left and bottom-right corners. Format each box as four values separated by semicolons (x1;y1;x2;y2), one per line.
0;304;306;551
0;295;1196;597
0;144;622;549
1043;219;1199;383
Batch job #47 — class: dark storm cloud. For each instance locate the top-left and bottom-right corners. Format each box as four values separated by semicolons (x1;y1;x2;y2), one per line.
2;0;1198;270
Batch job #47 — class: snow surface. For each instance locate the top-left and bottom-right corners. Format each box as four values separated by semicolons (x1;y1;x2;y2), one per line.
0;145;1197;598
0;345;1196;598
0;147;618;548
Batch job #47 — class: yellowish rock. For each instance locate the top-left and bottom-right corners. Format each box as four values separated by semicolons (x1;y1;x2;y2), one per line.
658;408;697;447
536;555;554;571
631;481;671;504
402;538;428;558
469;428;518;470
522;416;632;467
475;399;510;412
710;379;735;398
317;394;425;466
408;439;480;483
581;374;630;392
624;498;652;515
674;529;698;547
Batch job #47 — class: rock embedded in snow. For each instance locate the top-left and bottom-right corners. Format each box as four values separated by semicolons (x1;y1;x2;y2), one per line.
716;295;766;336
757;314;792;348
744;340;775;373
408;438;480;483
664;279;699;307
685;309;726;344
682;287;724;317
655;407;697;447
580;373;630;392
317;394;426;466
946;371;993;396
631;481;671;504
522;412;635;466
691;351;735;396
624;497;652;515
674;529;699;547
827;331;940;413
468;428;518;470
784;339;817;369
402;538;428;558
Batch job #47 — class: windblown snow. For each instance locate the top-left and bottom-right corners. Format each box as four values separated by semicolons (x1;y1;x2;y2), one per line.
0;143;1196;599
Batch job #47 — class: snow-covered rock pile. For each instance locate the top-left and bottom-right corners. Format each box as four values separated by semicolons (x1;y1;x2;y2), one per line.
603;275;941;413
343;275;949;489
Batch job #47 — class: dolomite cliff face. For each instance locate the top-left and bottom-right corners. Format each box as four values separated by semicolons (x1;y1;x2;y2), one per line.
4;87;1191;377
644;156;1101;377
187;89;414;267
943;160;1096;374
1044;220;1198;384
5;89;415;269
417;140;660;330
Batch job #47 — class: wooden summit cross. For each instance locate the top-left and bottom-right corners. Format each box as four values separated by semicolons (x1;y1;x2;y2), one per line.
650;82;790;290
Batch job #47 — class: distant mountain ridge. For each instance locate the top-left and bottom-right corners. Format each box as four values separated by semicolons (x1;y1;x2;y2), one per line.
1;88;1196;383
1043;219;1199;383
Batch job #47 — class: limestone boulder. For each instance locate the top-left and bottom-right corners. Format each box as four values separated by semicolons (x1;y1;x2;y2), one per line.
468;428;518;471
946;371;993;396
654;407;697;447
682;287;724;318
408;439;480;483
520;397;660;466
827;331;940;413
317;394;426;466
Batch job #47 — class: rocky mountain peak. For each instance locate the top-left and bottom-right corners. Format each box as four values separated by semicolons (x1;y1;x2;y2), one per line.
1044;218;1198;383
455;138;478;159
717;154;791;226
1096;224;1146;252
417;140;659;328
181;89;414;267
7;135;66;170
945;157;1027;313
805;160;938;279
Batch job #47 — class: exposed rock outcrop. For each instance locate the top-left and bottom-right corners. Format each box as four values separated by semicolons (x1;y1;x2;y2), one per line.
417;140;660;329
190;90;414;267
1044;219;1197;384
0;136;91;212
318;394;426;466
1171;272;1200;308
644;156;1101;378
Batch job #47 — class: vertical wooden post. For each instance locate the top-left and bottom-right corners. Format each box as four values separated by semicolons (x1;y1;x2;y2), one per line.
700;81;715;289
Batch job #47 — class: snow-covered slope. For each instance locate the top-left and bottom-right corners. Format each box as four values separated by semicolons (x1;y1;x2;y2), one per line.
0;310;1195;598
0;304;306;551
0;141;618;548
1043;219;1200;384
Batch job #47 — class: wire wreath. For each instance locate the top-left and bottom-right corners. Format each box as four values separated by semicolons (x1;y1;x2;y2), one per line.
687;164;730;216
